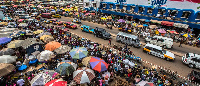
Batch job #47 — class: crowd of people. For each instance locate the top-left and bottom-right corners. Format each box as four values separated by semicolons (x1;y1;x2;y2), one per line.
0;1;197;86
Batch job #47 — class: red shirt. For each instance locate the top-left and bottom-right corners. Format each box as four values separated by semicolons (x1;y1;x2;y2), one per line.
128;73;132;77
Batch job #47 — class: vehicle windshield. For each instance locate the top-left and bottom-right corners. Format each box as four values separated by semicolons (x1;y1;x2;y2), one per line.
162;50;166;54
135;39;140;43
70;24;74;26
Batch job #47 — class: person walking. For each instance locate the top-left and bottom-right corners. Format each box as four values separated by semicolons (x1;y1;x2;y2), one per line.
179;38;183;47
108;39;111;46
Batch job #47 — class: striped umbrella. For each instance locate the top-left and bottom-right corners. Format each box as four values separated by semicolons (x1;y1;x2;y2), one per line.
90;57;109;72
69;47;88;59
73;67;95;84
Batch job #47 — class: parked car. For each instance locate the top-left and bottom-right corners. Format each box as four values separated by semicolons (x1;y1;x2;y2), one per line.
70;23;77;29
81;25;94;33
41;13;52;19
94;28;111;40
72;18;81;23
182;53;200;68
49;19;57;23
52;14;61;18
56;21;64;25
63;22;71;27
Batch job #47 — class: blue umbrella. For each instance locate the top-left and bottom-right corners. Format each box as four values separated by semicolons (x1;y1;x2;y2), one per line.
69;47;88;59
145;20;150;22
0;37;12;45
29;59;38;65
143;24;148;27
18;64;27;71
2;17;12;21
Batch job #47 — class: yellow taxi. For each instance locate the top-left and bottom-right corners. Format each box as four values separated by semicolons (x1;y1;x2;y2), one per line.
52;14;61;18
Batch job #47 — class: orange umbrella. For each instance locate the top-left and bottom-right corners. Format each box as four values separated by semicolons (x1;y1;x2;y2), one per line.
45;41;61;51
138;25;143;27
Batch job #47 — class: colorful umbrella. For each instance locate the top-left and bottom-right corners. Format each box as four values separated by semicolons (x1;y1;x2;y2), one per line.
45;41;61;51
149;25;158;29
143;24;148;27
82;56;92;67
157;29;166;34
0;48;15;56
0;63;15;77
0;55;17;63
182;33;193;38
138;25;143;27
54;45;70;54
45;78;67;86
118;19;125;23
37;50;55;62
2;17;12;21
33;30;44;34
56;63;75;76
89;57;109;72
40;35;53;41
18;64;27;71
31;70;59;86
0;37;12;45
69;47;88;59
57;61;77;70
73;67;95;84
37;32;52;37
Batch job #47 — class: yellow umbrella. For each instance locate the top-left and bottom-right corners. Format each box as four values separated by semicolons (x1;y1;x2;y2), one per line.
106;16;112;20
138;25;143;27
40;35;52;41
7;40;23;48
82;56;92;66
33;30;43;34
101;17;107;20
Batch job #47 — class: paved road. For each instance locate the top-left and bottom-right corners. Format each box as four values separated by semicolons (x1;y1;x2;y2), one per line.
49;16;200;77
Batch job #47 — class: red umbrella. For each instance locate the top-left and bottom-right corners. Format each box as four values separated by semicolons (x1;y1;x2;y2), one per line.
45;79;67;86
13;5;18;7
90;57;109;72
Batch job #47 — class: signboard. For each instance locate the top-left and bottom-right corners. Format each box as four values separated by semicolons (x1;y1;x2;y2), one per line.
103;0;200;11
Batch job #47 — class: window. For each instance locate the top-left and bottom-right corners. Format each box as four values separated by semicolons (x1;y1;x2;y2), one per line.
86;3;89;6
169;10;178;17
181;11;191;19
147;8;153;14
195;13;200;20
191;58;198;62
158;38;164;42
109;4;113;9
138;7;144;13
145;46;152;50
131;6;135;11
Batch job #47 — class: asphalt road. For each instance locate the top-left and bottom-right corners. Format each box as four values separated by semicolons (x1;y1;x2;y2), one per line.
48;16;200;77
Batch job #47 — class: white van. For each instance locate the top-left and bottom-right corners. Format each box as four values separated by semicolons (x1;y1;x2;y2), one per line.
145;35;173;48
182;53;200;69
143;44;175;61
116;32;141;47
14;11;25;16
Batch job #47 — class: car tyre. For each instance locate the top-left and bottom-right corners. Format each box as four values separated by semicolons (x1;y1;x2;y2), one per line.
147;52;151;55
188;64;195;68
166;58;170;61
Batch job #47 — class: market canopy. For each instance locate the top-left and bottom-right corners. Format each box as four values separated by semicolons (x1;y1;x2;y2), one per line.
0;63;15;77
157;29;166;33
118;19;125;23
174;23;189;29
149;25;158;29
161;21;174;26
0;37;12;45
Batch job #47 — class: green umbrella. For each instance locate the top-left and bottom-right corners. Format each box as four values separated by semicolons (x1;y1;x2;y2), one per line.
56;63;75;76
69;47;88;59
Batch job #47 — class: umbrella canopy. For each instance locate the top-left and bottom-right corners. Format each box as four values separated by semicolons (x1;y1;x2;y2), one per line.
13;5;18;7
0;48;15;56
45;78;67;86
40;35;53;41
0;55;17;63
44;37;55;43
137;80;154;86
21;38;43;49
123;59;129;65
149;25;158;29
18;23;28;27
143;24;148;27
37;50;55;62
0;37;12;45
73;67;95;84
54;45;70;54
37;32;52;37
56;63;75;76
30;70;59;86
89;57;109;72
101;17;106;20
182;33;193;38
82;56;92;67
33;30;44;34
45;41;61;51
157;29;166;33
168;30;179;34
0;63;15;77
138;25;143;27
125;21;131;24
3;17;12;21
57;61;77;70
7;40;23;48
69;47;88;59
139;19;146;21
145;20;150;22
118;19;125;23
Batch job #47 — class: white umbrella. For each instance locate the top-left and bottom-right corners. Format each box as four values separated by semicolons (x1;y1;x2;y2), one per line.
18;23;28;27
123;59;129;64
73;67;95;84
0;55;17;63
30;70;58;86
54;45;70;54
37;50;55;62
